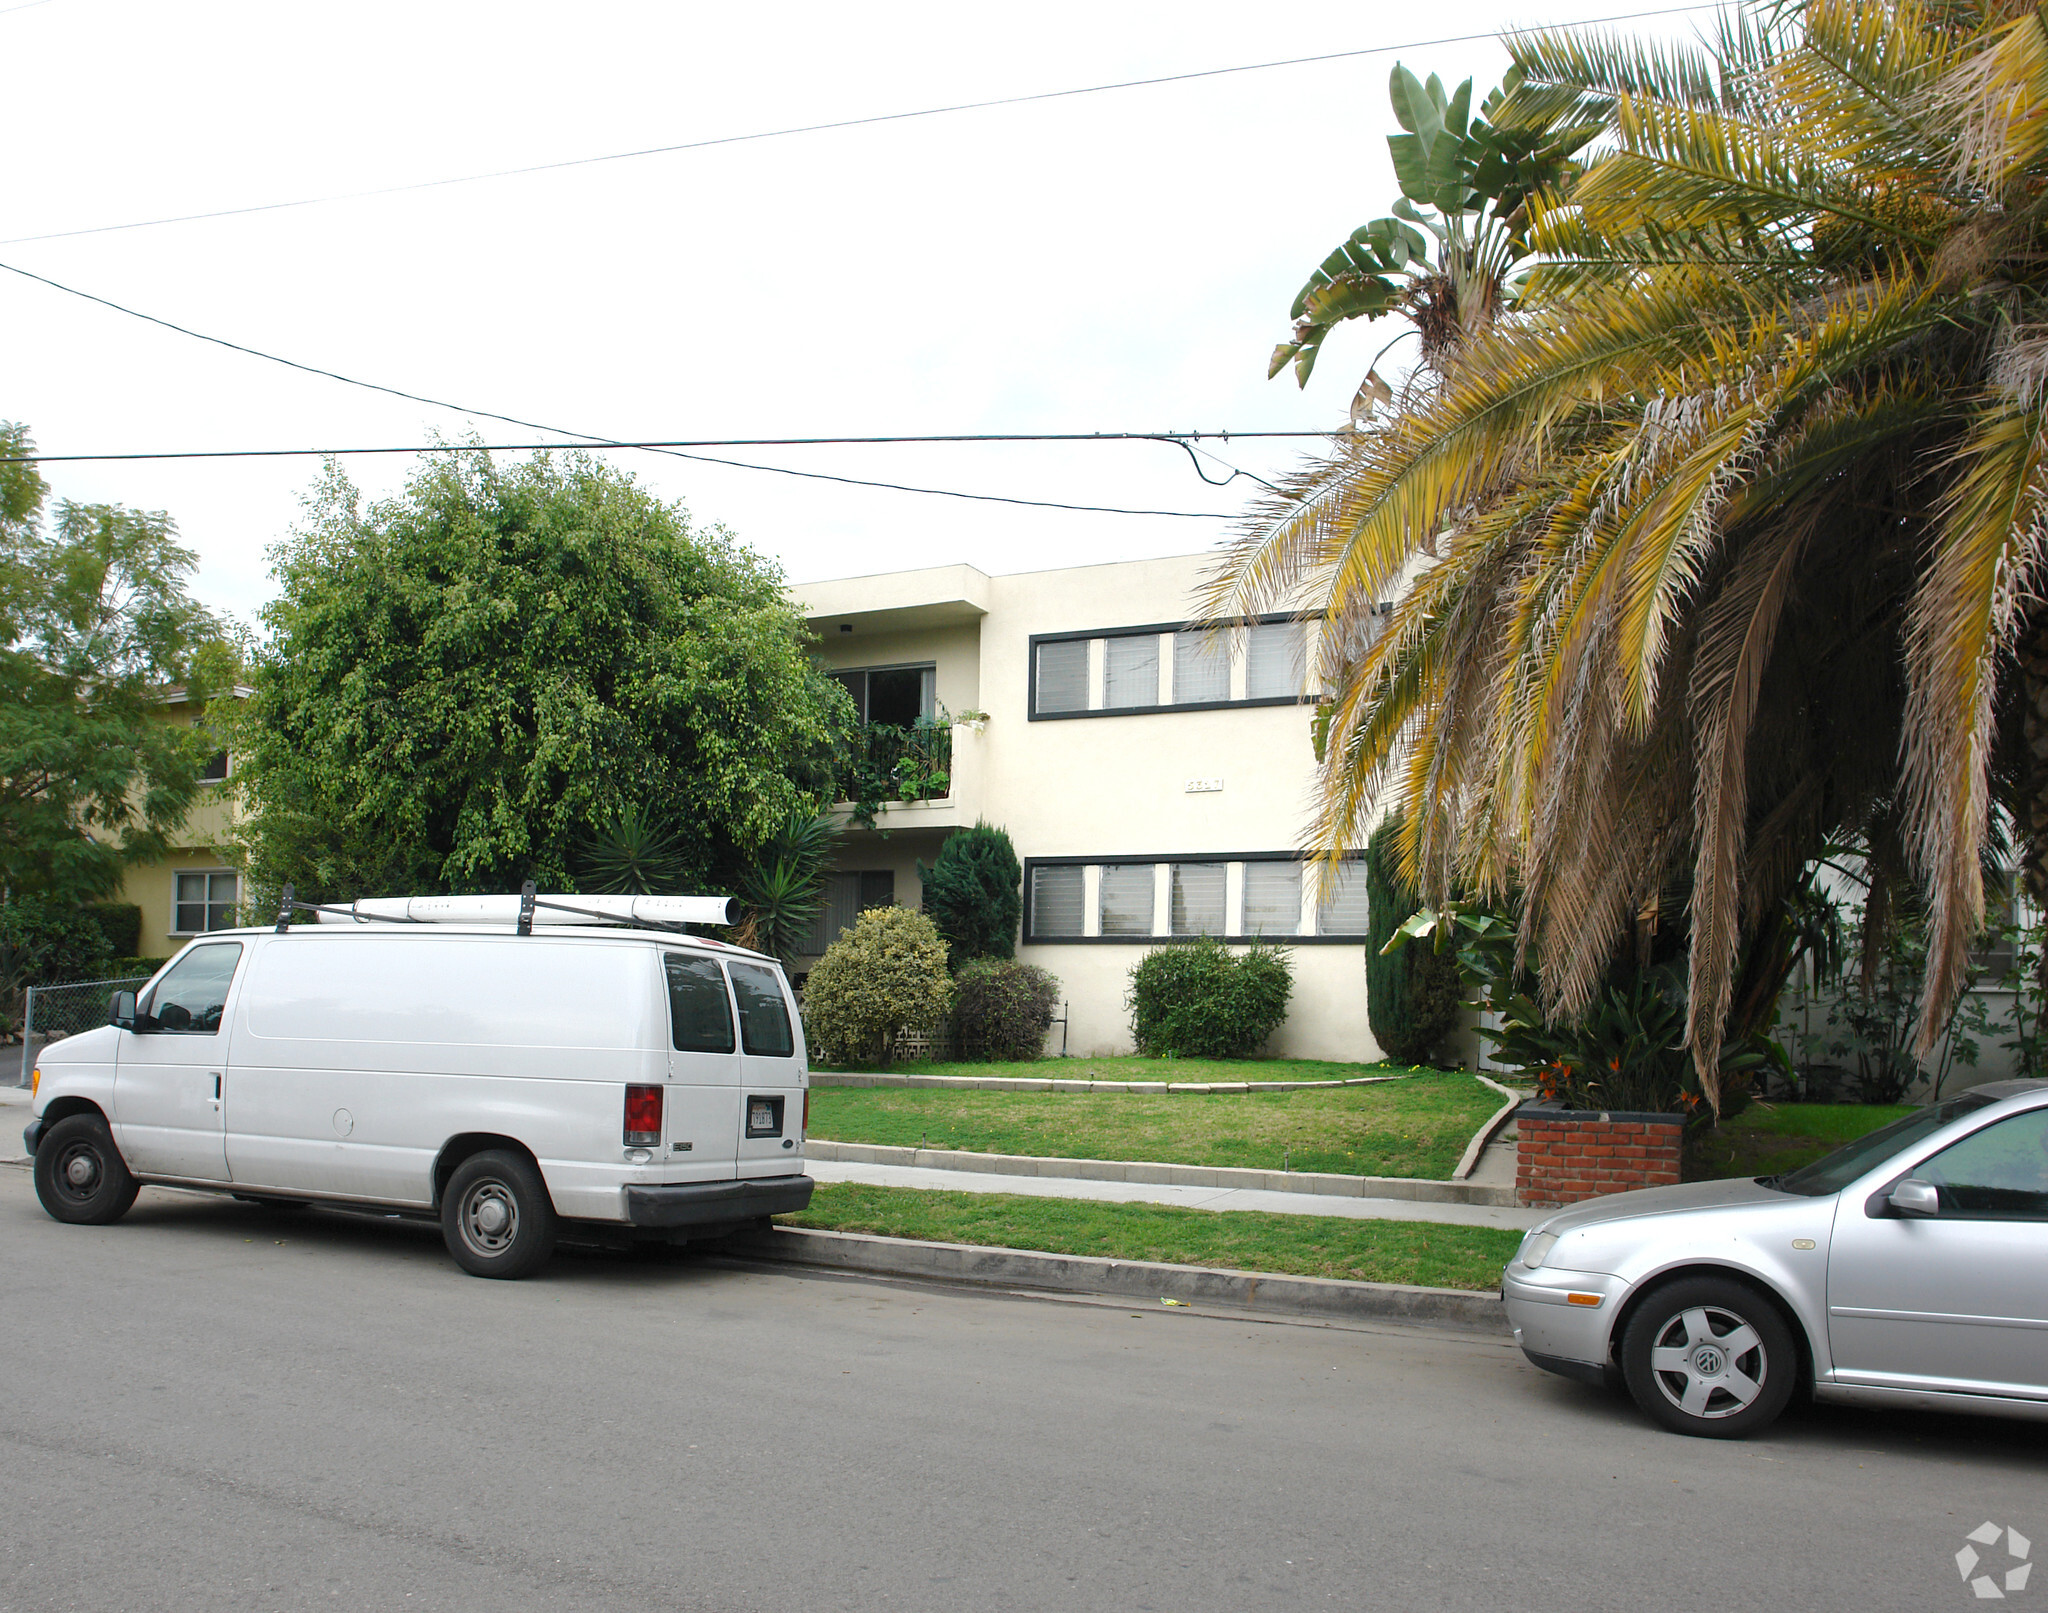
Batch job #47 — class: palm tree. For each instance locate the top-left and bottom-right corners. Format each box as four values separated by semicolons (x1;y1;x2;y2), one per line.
1211;0;2048;1107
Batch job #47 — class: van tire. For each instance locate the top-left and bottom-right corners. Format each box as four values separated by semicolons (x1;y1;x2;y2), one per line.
33;1113;141;1226
441;1151;556;1279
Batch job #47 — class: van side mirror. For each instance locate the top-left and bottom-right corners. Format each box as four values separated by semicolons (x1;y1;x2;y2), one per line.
1887;1178;1940;1218
109;990;138;1032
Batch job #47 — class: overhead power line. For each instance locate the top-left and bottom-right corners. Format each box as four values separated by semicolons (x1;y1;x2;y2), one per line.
0;256;1333;516
0;2;1722;248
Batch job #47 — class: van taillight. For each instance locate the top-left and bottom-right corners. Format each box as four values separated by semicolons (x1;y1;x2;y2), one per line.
803;1089;810;1134
624;1084;663;1146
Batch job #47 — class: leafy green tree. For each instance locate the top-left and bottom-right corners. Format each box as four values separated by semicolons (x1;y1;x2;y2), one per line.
238;450;852;901
0;420;222;904
917;821;1022;967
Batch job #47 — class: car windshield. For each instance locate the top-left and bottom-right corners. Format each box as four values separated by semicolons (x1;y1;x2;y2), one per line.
1770;1092;1997;1197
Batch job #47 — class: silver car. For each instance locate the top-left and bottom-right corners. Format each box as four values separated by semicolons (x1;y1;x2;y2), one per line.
1502;1079;2048;1438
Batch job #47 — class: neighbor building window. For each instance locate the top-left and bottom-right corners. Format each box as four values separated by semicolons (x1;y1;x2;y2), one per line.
174;871;239;934
1241;861;1301;936
1029;864;1085;938
1172;630;1229;704
1098;864;1155;936
198;749;229;783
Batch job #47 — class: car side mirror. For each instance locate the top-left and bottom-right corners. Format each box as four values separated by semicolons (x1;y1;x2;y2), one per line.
109;990;138;1032
1887;1178;1940;1218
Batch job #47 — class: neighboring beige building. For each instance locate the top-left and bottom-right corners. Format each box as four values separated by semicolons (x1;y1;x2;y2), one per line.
112;687;249;959
790;555;1387;1063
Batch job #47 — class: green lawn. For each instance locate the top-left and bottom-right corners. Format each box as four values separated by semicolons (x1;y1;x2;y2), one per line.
780;1182;1521;1291
1686;1101;1915;1181
819;1055;1452;1085
808;1071;1502;1180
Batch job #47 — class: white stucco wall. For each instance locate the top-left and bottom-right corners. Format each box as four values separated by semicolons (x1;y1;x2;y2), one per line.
791;554;1390;1065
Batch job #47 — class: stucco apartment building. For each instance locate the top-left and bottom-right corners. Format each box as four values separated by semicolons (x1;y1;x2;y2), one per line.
790;554;1388;1063
112;686;247;960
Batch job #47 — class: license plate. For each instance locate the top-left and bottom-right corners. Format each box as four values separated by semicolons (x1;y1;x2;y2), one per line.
750;1101;775;1131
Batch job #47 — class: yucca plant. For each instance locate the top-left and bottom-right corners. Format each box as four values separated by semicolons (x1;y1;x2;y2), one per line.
575;804;690;896
731;810;841;967
1215;0;2048;1108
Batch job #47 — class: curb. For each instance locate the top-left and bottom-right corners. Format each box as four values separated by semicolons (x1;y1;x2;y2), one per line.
811;1071;1418;1093
730;1224;1510;1334
801;1140;1520;1205
1452;1076;1526;1181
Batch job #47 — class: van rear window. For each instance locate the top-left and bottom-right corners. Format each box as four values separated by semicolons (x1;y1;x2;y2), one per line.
664;954;735;1054
729;962;794;1058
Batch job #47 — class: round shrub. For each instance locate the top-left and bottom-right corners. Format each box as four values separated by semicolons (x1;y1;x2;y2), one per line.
799;905;953;1067
1126;938;1293;1059
953;959;1060;1061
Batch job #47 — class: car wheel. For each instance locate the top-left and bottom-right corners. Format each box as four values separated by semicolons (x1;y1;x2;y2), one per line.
33;1113;141;1226
1620;1276;1799;1438
441;1151;557;1279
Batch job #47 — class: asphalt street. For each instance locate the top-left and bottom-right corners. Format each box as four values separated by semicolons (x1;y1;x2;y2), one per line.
0;1166;2041;1613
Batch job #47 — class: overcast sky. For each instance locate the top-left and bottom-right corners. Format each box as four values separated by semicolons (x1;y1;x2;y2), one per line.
2;0;1710;630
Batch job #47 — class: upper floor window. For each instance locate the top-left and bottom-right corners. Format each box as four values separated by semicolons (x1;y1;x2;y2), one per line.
833;664;934;726
199;749;229;783
1027;615;1324;719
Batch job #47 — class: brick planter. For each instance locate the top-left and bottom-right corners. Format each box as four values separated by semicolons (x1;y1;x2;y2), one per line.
1514;1102;1683;1208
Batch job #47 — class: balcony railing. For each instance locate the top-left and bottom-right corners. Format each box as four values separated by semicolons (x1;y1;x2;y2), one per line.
837;720;952;823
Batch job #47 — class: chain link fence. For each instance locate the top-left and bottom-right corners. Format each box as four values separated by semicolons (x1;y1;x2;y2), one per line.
15;975;153;1087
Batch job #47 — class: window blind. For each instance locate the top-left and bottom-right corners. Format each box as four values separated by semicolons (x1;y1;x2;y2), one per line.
1172;630;1229;704
1035;639;1089;714
1246;620;1306;699
1241;862;1301;936
1317;861;1372;935
1030;865;1086;937
1102;634;1160;709
1170;863;1226;936
1098;864;1156;936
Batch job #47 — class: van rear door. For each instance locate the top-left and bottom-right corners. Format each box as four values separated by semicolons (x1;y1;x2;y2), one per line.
726;959;805;1179
661;953;742;1181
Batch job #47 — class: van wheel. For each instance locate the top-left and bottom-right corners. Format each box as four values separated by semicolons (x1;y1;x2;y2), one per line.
441;1151;556;1279
33;1113;140;1226
1619;1276;1798;1439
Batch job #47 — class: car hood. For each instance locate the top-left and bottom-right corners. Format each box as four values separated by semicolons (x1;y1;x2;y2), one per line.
1534;1175;1788;1236
35;1024;119;1065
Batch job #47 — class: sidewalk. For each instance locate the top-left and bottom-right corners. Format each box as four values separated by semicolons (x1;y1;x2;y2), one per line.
807;1151;1544;1230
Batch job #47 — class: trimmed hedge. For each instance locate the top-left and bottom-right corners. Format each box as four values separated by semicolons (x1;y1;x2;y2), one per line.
953;959;1060;1061
1126;939;1292;1059
84;904;143;958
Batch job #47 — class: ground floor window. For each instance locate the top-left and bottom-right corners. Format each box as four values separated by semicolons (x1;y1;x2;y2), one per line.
173;870;240;934
1022;855;1368;942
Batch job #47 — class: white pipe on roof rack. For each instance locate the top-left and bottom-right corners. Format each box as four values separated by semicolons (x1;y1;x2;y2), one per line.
314;894;739;927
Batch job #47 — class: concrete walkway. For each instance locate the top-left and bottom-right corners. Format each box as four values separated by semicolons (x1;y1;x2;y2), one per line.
808;1153;1544;1230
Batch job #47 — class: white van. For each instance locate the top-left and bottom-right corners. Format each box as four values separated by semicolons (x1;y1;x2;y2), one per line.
21;894;814;1278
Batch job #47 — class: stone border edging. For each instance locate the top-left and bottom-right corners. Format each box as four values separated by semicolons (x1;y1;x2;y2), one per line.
803;1139;1519;1205
811;1071;1420;1093
729;1224;1510;1334
1512;1101;1685;1126
1451;1075;1527;1181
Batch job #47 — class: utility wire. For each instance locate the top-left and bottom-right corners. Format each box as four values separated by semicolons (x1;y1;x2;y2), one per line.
0;256;1323;515
0;2;1723;248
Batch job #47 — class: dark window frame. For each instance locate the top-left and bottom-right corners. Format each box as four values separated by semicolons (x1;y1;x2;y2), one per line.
1025;612;1318;721
1018;851;1368;944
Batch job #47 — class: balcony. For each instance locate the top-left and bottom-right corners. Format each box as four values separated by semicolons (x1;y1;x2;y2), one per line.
832;719;978;831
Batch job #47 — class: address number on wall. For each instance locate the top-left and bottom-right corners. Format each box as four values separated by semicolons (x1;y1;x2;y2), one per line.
1184;778;1224;793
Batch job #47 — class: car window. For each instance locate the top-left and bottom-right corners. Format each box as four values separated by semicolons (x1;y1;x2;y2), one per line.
143;943;244;1035
1917;1108;2048;1219
728;962;794;1058
1772;1092;1996;1196
664;954;735;1054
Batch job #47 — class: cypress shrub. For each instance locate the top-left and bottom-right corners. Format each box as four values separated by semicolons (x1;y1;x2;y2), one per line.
953;959;1060;1061
1126;938;1293;1058
1364;818;1463;1064
917;821;1022;967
